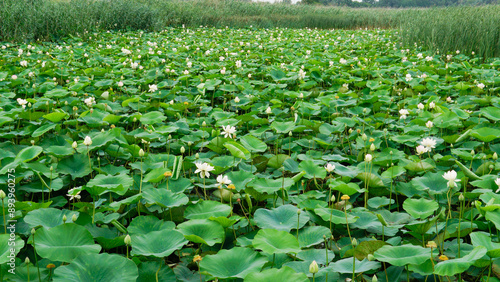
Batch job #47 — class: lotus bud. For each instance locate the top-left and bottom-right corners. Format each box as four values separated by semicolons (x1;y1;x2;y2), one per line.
471;150;475;156
348;128;353;134
50;166;53;171
370;143;375;151
168;135;172;140
25;257;30;264
361;133;367;141
0;190;6;200
62;215;67;223
367;254;375;261
372;275;378;282
330;195;336;202
72;214;77;222
489;164;494;170
180;146;185;154
352;238;358;246
289;131;292;137
309;260;319;274
202;121;207;127
188;141;193;147
31;228;36;235
195;153;199;159
138;149;145;157
31;140;35;145
458;193;465;201
493;152;498;160
297;209;301;215
124;234;131;245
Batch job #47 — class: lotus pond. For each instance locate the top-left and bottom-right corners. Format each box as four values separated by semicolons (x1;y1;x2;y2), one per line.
1;27;500;281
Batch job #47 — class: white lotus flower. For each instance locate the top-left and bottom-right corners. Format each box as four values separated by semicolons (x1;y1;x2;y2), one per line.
298;69;306;80
429;102;435;109
84;97;95;107
421;137;437;150
216;175;232;187
183;70;189;75
148;84;158;93
17;98;28;109
235;60;242;68
443;170;460;188
405;74;412;82
416;145;428;155
67;189;81;201
495;178;500;193
118;81;124;87
417;103;424;110
365;154;373;163
234;97;240;103
426;121;433;128
477;83;485;89
265;107;272;114
221;125;236;139
194;162;215;178
20;60;28;67
325;163;335;173
83;136;92;146
339;58;347;64
11;75;17;80
446;97;452;103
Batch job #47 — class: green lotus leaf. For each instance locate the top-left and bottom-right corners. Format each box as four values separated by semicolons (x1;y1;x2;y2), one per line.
327;258;380;273
254;204;310;232
184;201;232;219
240;135;267;153
86;173;133;196
244;266;308;282
140;111;166;125
299;160;327;179
297;226;331;248
403;198;439;219
249;177;295;194
252;229;301;254
0;234;24;264
142;188;189;208
471;127;500;142
470;232;500;258
373;244;431;266
57;154;92;179
296;249;335;265
314;207;359;224
137;261;176;282
34;223;102;262
223;140;251;160
127;216;176;236
177;219;225;246
434;246;487;276
24;208;79;229
200;247;267;279
131;229;187;257
53;253;138;281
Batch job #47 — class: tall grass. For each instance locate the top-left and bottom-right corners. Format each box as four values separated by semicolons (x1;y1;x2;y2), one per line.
399;6;500;58
0;0;498;58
